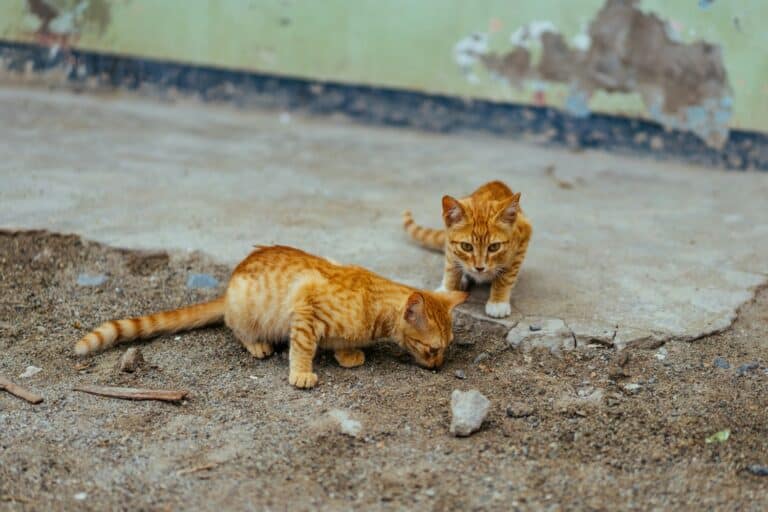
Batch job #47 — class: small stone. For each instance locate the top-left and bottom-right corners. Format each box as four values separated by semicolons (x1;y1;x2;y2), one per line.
655;347;668;361
650;135;664;151
326;409;362;437
747;465;768;476
77;273;107;286
622;383;641;394
737;362;759;376
186;273;219;289
473;352;489;364
506;402;534;418
529;324;542;332
73;492;88;501
19;365;42;378
608;366;629;380
454;369;466;380
118;347;145;373
713;357;730;369
450;389;490;437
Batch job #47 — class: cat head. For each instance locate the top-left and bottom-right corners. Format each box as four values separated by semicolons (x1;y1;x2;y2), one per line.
397;290;468;369
441;192;521;281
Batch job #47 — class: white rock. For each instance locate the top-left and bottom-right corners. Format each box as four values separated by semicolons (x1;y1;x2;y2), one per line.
19;365;42;378
623;383;642;394
450;389;490;437
73;492;87;501
327;409;362;437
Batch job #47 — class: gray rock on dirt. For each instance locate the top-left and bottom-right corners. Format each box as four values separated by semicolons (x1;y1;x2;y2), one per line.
118;347;145;373
310;409;363;438
737;362;759;376
713;357;730;369
450;389;490;437
186;273;219;289
506;402;534;418
507;319;575;352
76;273;107;286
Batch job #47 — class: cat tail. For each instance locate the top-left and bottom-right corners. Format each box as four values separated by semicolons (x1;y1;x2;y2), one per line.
402;210;446;252
74;296;226;356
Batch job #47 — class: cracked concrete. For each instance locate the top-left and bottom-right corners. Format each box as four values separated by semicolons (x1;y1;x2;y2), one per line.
1;87;767;350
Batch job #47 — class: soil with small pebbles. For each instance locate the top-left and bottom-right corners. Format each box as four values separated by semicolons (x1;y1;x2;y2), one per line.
1;231;767;511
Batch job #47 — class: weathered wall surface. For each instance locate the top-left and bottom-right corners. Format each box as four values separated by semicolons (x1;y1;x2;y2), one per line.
1;0;765;141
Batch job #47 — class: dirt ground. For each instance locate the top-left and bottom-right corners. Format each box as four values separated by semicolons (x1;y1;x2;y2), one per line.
1;231;767;511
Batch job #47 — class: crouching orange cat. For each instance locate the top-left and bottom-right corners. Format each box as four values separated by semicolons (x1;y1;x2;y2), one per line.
74;245;468;388
403;180;532;318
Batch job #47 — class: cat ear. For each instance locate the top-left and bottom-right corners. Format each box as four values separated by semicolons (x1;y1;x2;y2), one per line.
498;193;521;224
442;291;469;311
404;292;427;330
442;195;465;227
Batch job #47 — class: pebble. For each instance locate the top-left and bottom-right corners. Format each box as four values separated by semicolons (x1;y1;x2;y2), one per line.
19;365;42;378
450;389;490;437
73;492;88;501
186;273;219;289
118;347;145;373
655;347;668;361
622;383;641;394
713;357;730;369
454;369;466;380
747;465;768;477
473;352;489;364
326;409;362;438
506;401;534;418
529;324;542;332
76;273;107;286
737;362;759;376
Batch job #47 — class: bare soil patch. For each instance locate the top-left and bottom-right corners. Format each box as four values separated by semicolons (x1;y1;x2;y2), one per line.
1;231;766;511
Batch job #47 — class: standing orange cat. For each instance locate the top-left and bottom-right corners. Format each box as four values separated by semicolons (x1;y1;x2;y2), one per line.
75;245;467;388
403;180;532;318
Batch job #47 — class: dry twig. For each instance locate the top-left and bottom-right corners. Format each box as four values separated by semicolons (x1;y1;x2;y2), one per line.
74;385;188;402
176;462;219;476
0;375;44;404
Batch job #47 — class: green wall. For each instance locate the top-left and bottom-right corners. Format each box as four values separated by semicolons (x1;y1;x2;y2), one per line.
1;0;765;133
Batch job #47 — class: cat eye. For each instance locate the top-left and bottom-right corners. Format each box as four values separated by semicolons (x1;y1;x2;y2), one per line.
488;243;501;252
460;242;473;252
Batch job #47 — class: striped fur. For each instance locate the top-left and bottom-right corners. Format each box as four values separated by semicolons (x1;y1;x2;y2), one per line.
402;210;446;251
75;246;468;389
404;181;532;319
74;298;225;355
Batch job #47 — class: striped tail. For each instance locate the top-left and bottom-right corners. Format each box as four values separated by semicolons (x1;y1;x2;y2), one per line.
74;297;226;356
402;210;446;252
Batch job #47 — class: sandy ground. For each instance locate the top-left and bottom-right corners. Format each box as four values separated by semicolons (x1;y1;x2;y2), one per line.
1;230;767;511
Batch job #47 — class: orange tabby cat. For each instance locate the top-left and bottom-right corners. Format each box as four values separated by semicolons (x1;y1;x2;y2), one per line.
403;180;532;318
75;245;468;388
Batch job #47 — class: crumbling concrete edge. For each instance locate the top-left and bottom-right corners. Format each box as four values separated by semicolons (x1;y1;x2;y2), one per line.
455;273;768;354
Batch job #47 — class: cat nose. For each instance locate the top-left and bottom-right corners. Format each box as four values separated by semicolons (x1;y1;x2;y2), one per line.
475;266;485;272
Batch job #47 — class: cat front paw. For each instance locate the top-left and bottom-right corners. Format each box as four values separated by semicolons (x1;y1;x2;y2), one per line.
289;371;319;389
485;301;512;318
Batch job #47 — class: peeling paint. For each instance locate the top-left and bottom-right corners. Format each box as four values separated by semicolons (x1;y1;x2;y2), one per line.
460;0;733;148
25;0;111;49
